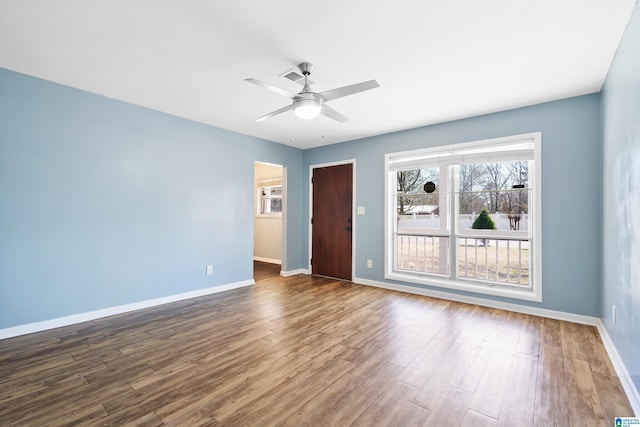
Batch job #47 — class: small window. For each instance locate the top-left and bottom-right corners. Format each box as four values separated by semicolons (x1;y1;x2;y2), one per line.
258;185;282;216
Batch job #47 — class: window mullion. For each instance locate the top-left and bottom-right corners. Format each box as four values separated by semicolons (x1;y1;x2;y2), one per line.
435;165;450;276
391;172;399;272
449;165;458;280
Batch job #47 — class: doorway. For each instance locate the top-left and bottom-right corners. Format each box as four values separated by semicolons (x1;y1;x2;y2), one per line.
254;162;284;279
310;162;354;281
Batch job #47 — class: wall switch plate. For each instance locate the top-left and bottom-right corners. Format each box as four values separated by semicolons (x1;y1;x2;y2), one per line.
367;259;373;268
357;206;365;215
206;265;213;275
612;305;616;323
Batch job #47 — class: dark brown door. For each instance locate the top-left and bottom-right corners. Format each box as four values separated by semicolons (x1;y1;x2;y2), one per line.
311;163;353;280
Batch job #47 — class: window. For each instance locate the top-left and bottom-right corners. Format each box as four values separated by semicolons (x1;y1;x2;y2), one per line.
258;185;282;215
385;132;542;301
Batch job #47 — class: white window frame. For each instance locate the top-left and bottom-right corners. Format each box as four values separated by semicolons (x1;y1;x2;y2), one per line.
257;183;283;217
384;132;542;302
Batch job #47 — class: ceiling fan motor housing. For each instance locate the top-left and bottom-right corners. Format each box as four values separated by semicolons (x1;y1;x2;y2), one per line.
298;62;314;76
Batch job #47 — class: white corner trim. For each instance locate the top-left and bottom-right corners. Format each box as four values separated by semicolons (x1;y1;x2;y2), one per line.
596;320;640;416
253;256;282;265
0;280;255;340
353;276;599;326
280;269;309;277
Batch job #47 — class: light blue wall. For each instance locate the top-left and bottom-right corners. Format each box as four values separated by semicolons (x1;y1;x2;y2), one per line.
601;0;640;396
0;68;304;329
303;94;602;316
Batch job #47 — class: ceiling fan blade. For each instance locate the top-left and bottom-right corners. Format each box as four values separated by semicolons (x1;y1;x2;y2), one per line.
245;78;297;99
321;105;348;123
319;80;380;102
255;104;294;122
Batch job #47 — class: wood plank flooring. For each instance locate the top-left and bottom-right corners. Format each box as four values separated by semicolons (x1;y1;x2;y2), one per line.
0;262;633;426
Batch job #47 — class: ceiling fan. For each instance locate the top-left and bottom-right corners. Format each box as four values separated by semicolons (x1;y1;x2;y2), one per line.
246;62;379;122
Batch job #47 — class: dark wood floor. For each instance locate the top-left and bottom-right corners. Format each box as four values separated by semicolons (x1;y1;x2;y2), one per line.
253;260;281;282
0;262;633;426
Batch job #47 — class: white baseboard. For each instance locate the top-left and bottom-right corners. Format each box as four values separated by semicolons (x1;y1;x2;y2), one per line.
0;280;255;340
253;256;282;265
280;268;309;277
596;320;640;416
353;276;599;326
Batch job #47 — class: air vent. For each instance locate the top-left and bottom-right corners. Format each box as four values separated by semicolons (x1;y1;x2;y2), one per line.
280;69;313;86
283;70;303;82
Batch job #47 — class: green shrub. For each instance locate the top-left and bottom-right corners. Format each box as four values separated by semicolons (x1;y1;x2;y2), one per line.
472;208;497;230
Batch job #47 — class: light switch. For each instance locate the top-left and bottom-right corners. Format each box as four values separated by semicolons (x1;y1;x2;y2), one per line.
357;206;366;215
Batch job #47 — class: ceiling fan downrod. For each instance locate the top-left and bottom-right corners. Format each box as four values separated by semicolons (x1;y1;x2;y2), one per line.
298;62;314;93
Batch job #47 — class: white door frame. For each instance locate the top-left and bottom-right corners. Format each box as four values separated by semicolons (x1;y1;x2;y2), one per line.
254;161;286;272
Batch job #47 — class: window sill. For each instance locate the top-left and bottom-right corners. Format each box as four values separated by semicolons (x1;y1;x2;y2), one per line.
385;270;542;302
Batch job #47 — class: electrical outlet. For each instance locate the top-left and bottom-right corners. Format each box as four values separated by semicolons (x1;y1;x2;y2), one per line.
367;259;373;268
612;305;616;323
206;265;213;275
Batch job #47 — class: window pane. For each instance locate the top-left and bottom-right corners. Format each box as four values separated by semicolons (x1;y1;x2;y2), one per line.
396;234;450;276
458;161;530;232
459;193;530;232
269;198;282;213
397;168;440;215
269;187;282;196
397;168;441;228
457;238;529;285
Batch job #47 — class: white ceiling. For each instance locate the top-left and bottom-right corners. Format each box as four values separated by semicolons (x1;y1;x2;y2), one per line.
0;1;635;149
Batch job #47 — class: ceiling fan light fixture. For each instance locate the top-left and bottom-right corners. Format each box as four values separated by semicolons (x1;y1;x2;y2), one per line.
293;99;322;120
